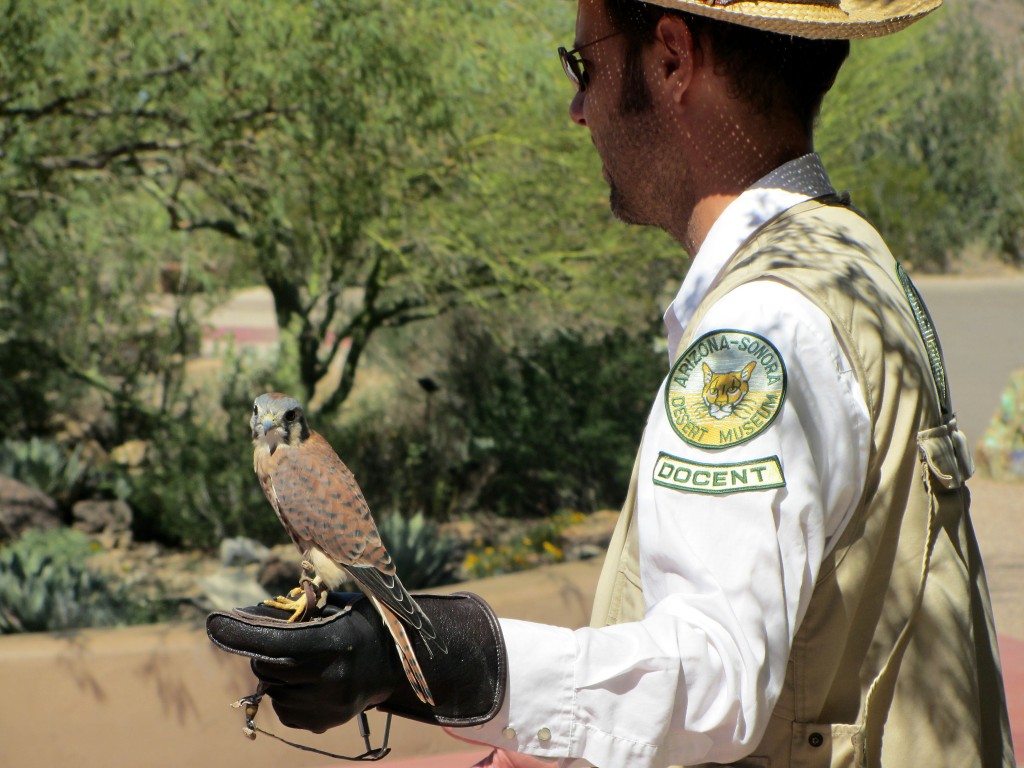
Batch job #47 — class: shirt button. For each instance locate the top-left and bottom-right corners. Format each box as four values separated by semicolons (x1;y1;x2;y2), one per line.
538;727;552;742
502;727;517;740
808;732;824;748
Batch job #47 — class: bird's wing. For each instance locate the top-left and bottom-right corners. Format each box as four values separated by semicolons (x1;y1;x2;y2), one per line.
272;433;383;564
272;432;446;653
345;562;445;656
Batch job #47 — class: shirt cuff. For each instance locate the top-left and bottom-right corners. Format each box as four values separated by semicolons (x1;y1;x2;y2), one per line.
468;618;578;759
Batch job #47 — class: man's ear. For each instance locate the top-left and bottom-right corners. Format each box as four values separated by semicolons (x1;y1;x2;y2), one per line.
653;14;698;104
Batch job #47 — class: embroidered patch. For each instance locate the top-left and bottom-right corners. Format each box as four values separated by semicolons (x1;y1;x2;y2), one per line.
665;329;787;449
653;452;786;495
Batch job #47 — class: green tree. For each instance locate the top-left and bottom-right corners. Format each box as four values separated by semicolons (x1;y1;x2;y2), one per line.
0;0;235;445
818;9;1020;269
2;0;675;427
1;0;677;544
135;0;679;414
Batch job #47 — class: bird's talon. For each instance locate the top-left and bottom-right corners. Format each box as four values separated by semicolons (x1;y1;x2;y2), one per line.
262;591;309;622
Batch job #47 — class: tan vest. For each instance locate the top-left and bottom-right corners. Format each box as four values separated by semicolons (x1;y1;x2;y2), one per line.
591;199;1014;767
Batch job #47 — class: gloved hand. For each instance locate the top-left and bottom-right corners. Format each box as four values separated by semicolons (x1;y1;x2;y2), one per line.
206;591;506;732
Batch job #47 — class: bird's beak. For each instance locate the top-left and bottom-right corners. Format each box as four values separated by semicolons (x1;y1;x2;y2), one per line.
261;415;284;454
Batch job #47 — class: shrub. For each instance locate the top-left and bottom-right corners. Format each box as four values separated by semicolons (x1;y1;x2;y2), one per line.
126;386;285;549
440;325;661;518
0;528;170;633
330;322;662;521
460;509;583;580
819;12;1020;269
0;437;90;509
127;418;262;548
376;510;459;589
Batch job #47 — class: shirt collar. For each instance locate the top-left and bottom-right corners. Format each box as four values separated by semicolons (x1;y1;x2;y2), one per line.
663;153;836;360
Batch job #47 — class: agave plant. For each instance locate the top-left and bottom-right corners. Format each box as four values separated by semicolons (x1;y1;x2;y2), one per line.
0;437;90;507
376;510;458;590
0;528;168;634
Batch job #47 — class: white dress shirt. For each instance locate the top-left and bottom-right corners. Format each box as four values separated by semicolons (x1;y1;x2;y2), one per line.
470;155;871;767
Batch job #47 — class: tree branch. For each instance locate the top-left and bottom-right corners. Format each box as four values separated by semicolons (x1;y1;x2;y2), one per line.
36;139;189;171
1;89;90;121
0;50;203;123
23;341;166;426
174;218;248;239
62;107;190;128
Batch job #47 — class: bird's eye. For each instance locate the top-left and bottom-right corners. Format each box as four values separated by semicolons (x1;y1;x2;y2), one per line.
253;404;258;415
284;408;297;421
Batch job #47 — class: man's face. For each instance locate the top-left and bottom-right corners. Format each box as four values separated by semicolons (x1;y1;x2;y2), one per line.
570;0;672;228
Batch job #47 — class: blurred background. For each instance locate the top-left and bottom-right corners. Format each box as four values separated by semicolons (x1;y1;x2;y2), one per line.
0;0;1021;764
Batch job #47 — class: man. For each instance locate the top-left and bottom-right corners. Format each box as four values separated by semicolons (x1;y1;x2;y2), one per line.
208;0;1015;765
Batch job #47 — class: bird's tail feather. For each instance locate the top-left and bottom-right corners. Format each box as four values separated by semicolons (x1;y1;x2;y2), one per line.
369;595;435;706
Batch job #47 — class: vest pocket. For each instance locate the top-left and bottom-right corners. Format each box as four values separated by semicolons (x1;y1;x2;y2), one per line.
790;722;863;768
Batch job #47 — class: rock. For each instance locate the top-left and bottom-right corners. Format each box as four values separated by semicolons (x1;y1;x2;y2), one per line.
257;555;301;597
0;476;61;542
571;543;607;561
197;569;271;611
219;536;270;567
110;440;149;469
71;499;133;547
440;519;481;547
559;509;620;561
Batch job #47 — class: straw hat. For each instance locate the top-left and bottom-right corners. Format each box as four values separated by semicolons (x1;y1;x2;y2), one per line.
641;0;942;39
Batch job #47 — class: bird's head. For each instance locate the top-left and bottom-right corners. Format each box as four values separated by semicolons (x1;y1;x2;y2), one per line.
251;392;310;454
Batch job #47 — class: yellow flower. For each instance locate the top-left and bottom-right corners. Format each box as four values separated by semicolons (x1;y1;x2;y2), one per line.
542;541;563;560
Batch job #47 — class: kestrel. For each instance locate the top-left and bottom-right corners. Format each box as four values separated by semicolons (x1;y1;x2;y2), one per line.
249;392;446;705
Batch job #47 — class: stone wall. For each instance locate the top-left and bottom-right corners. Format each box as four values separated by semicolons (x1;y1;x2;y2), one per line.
0;559;601;768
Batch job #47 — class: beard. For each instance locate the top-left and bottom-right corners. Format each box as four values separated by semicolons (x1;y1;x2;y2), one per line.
619;40;654;116
609;180;650;226
606;40;659;226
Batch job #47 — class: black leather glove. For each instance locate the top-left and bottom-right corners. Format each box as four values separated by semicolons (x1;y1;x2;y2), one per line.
206;591;506;732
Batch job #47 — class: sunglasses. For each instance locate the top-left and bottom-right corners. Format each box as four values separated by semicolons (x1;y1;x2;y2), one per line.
557;30;621;92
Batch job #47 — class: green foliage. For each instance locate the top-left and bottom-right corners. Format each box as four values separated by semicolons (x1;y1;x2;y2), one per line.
0;528;170;633
376;511;458;589
1;0;222;438
3;0;1020;558
461;510;583;580
125;377;284;549
441;324;661;517
1;0;675;430
818;10;1022;269
0;437;89;507
331;317;663;520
